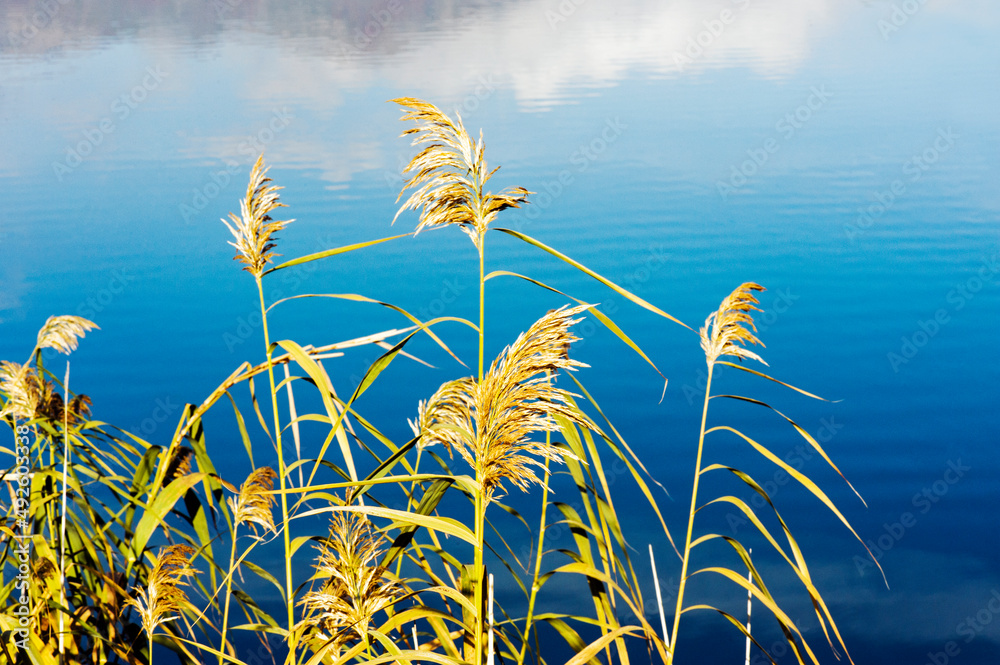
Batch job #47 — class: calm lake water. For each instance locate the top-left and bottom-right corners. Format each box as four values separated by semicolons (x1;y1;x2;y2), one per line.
2;1;998;663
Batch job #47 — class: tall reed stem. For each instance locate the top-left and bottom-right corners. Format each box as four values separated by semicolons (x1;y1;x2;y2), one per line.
473;227;486;665
257;277;294;659
518;454;552;665
219;525;240;665
668;363;714;662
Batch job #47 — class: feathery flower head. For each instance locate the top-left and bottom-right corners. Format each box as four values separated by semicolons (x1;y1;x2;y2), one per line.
420;305;592;502
228;466;278;538
0;361;41;421
36;315;99;355
699;282;767;368
391;97;530;248
124;545;198;639
222;154;294;277
297;510;399;648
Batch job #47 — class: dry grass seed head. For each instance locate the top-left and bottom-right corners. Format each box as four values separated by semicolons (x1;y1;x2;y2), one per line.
391;97;530;247
0;361;42;421
409;377;476;454
222;154;293;277
297;511;399;647
164;446;195;485
36;315;99;355
700;282;767;367
124;544;197;638
228;466;278;537
424;305;592;501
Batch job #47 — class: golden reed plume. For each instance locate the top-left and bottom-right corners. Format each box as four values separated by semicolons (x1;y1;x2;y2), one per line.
297;510;399;648
228;466;278;538
124;545;198;640
391;97;530;247
699;282;767;367
416;305;592;502
36;315;99;355
223;154;293;277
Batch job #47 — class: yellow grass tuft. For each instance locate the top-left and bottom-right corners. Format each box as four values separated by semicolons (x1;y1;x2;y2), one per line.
124;545;198;641
297;511;399;648
0;361;42;421
699;282;767;367
391;97;530;247
228;466;278;538
420;305;592;502
222;154;294;278
36;315;99;355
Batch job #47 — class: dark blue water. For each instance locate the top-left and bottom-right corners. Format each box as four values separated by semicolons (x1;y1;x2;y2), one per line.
2;1;998;663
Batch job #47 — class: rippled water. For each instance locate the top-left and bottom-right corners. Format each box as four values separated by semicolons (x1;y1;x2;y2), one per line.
2;1;998;662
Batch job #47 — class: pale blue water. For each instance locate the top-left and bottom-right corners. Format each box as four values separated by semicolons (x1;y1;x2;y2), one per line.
2;1;998;663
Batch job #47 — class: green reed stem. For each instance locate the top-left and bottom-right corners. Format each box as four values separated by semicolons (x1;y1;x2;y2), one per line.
219;524;239;665
257;277;294;660
473;226;486;665
668;362;714;662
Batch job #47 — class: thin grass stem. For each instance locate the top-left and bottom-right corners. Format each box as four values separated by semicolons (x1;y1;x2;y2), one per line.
668;363;714;662
256;276;294;660
518;454;551;665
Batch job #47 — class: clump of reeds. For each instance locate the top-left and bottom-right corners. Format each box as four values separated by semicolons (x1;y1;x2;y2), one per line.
124;545;197;663
297;510;400;653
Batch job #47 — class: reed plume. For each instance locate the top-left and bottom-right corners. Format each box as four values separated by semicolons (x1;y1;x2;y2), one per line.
423;305;591;503
297;511;400;649
227;466;278;537
163;446;195;486
124;544;197;655
35;315;99;355
391;97;530;248
222;154;293;277
0;361;41;421
699;282;767;368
